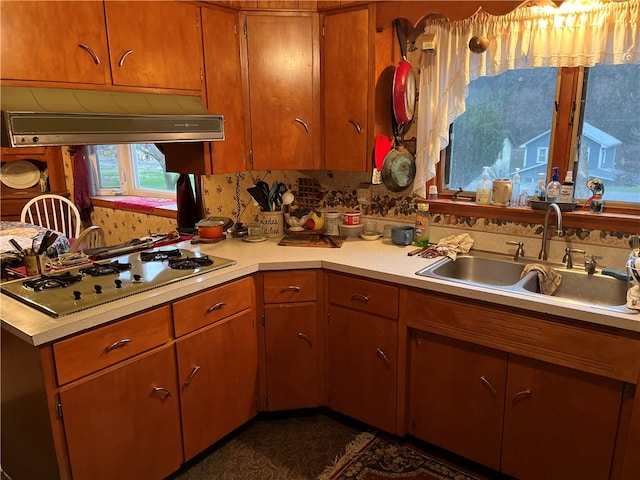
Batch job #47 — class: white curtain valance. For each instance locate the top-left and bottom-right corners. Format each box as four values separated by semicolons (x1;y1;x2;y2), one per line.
413;0;639;197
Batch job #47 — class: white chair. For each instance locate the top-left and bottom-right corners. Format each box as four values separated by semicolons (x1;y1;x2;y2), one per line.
20;194;82;239
70;226;105;253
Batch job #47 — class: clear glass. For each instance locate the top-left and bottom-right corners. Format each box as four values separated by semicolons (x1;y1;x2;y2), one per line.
577;64;640;204
446;68;557;195
130;144;178;192
95;145;120;189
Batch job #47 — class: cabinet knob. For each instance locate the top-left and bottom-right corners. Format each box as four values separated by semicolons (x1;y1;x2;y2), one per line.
152;387;172;399
348;119;362;134
118;49;134;67
184;365;201;387
297;332;312;346
207;302;226;313
294;118;309;133
351;293;369;304
281;285;301;293
512;389;532;403
105;338;132;353
78;43;101;65
480;376;498;397
376;347;392;367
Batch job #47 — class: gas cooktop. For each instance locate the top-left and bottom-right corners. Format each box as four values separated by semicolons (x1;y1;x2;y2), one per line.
1;248;236;318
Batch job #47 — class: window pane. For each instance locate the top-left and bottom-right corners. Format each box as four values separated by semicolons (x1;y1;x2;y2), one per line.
131;144;178;193
95;145;120;189
579;64;640;204
447;68;557;195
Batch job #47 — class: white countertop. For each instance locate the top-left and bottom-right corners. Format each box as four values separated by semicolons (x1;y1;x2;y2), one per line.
2;236;639;346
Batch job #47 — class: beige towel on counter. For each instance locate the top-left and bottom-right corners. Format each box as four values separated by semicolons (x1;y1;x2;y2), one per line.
521;264;562;295
434;233;474;261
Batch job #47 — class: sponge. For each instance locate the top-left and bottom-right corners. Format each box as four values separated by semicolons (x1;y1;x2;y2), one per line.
602;267;629;281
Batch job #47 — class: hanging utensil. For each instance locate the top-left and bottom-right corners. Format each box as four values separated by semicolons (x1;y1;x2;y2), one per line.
392;19;417;131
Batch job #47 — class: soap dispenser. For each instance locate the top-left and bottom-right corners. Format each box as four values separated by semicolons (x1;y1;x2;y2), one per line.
559;170;575;203
534;172;546;201
511;168;521;206
476;166;491;205
546;166;561;202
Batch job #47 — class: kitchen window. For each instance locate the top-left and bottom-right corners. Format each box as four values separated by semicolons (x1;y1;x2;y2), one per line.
443;63;640;207
93;144;183;199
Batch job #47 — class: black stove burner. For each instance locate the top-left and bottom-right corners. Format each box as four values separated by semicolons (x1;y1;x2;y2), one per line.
168;256;213;270
79;261;133;276
23;272;83;291
140;249;182;262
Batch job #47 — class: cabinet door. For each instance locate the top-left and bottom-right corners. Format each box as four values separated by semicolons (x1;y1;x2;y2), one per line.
409;332;507;471
0;1;109;84
104;1;203;90
264;303;319;410
323;8;370;172
176;310;258;461
244;13;318;170
202;7;247;174
501;355;623;480
328;305;397;432
60;346;182;480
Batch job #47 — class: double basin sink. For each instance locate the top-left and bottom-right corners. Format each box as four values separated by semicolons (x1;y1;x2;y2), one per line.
416;250;632;314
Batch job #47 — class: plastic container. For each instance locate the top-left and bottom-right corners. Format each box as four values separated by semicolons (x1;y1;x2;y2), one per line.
546;166;561;202
343;211;361;225
325;211;341;235
476;166;492;205
511;168;521;206
534;173;546;201
559;171;575;203
413;204;429;247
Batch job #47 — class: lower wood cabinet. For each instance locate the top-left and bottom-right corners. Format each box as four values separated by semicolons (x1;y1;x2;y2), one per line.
59;346;182;480
176;310;258;460
409;332;507;471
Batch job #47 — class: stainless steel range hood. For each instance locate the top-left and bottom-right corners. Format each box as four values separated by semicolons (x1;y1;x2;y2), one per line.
1;86;224;147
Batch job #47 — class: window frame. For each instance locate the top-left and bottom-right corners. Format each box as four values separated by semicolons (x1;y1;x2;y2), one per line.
434;66;639;222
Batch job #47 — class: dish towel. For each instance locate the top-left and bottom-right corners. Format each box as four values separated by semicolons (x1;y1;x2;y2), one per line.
521;264;562;295
433;233;474;261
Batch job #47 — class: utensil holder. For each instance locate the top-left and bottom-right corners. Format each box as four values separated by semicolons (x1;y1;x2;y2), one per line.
24;254;46;276
260;211;284;238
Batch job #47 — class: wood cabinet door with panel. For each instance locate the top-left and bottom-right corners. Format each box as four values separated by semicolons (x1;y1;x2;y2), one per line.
409;331;507;471
104;1;203;91
242;13;319;170
328;305;397;433
59;346;183;480
322;6;371;172
501;355;623;480
176;310;259;461
0;1;110;84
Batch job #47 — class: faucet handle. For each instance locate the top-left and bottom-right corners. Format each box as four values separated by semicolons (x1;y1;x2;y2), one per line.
584;253;602;274
506;241;525;261
563;248;585;269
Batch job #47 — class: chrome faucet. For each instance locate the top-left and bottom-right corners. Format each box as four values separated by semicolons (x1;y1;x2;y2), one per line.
538;203;563;261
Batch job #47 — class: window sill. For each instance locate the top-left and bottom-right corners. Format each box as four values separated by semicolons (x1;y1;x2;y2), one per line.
420;199;639;233
92;196;177;219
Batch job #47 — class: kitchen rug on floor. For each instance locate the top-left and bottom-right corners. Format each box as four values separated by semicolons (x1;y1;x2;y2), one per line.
317;432;484;480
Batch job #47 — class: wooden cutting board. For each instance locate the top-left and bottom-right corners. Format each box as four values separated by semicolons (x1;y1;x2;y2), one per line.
278;235;346;248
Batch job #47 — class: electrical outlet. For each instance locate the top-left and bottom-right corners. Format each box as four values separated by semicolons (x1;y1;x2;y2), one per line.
357;183;372;204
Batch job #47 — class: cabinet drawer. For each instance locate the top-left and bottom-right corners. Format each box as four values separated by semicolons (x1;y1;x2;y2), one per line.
263;270;317;303
173;276;254;337
328;273;398;319
53;305;172;385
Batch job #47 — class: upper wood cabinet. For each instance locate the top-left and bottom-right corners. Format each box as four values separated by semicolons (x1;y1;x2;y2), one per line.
241;12;320;171
322;6;373;172
0;1;110;85
104;1;203;91
1;1;203;92
202;7;247;173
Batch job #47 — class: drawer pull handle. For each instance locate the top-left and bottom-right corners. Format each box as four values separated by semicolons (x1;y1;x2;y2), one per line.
480;376;498;397
376;347;391;367
105;338;131;352
118;49;134;67
351;293;369;303
152;387;172;399
294;118;309;133
207;302;226;313
348;118;362;134
513;389;532;403
78;44;100;65
297;332;312;346
281;285;301;293
184;365;201;387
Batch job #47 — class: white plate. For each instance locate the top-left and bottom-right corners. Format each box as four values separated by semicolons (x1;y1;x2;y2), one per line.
0;161;41;189
360;233;382;241
242;236;267;243
288;226;305;232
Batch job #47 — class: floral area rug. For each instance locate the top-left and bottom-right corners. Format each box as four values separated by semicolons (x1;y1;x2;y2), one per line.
318;432;485;480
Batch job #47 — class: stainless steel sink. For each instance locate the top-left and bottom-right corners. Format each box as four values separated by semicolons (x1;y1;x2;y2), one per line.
416;251;633;313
